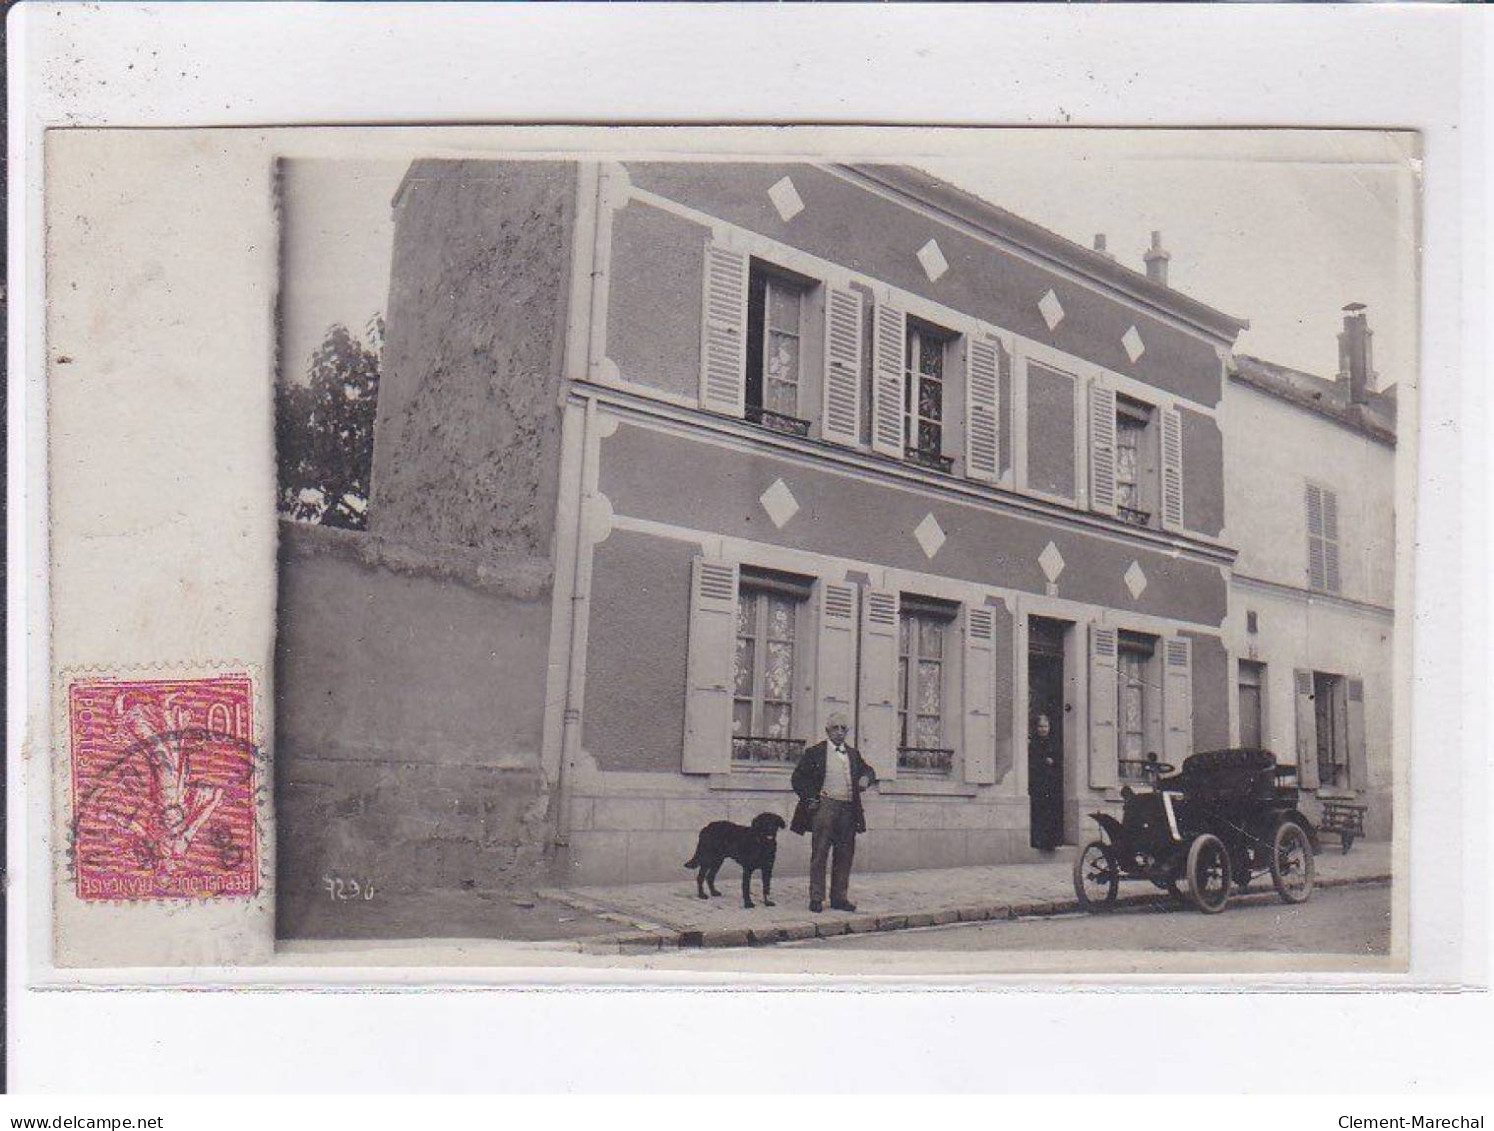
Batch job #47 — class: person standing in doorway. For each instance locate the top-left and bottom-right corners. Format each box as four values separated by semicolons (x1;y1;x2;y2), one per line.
791;712;878;913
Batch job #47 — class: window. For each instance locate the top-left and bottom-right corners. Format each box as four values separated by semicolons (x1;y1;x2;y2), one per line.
1314;671;1348;787
1306;482;1342;593
904;321;953;472
744;265;810;436
897;598;957;774
1239;661;1265;749
1117;632;1157;781
731;573;810;764
1114;397;1156;528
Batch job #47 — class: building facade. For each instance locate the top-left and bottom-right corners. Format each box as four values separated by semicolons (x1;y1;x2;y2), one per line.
1223;315;1397;841
343;157;1259;887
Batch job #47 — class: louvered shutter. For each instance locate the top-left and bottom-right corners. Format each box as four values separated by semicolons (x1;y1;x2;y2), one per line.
1162;637;1194;767
962;605;997;784
1346;677;1368;792
870;304;906;458
682;557;739;773
991;603;1015;784
821;287;863;446
814;581;859;736
699;244;748;416
1088;625;1119;789
1294;668;1320;788
1323;489;1342;593
965;336;1001;483
1089;382;1118;516
1305;484;1327;590
1160;405;1185;532
858;588;901;780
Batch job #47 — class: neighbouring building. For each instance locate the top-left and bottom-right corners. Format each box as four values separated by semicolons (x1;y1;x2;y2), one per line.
276;157;1395;901
1224;308;1397;840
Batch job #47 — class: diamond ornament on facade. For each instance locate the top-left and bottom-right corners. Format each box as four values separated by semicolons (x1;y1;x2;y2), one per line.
1122;325;1146;363
1039;289;1065;331
767;176;804;222
914;513;947;559
1038;541;1066;584
917;239;949;282
759;478;800;529
1124;560;1148;600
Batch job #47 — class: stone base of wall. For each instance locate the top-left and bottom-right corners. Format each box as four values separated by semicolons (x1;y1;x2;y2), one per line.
556;783;1043;886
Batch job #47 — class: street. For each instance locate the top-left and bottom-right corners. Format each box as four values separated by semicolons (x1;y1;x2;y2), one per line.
794;883;1391;955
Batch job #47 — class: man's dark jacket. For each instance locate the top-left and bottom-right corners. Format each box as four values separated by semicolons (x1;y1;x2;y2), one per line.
791;741;878;835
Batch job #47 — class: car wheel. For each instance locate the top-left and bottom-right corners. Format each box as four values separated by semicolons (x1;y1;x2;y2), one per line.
1073;840;1120;912
1269;820;1316;904
1186;834;1231;914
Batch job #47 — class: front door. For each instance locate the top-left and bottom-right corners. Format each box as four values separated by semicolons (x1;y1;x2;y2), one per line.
1028;620;1066;849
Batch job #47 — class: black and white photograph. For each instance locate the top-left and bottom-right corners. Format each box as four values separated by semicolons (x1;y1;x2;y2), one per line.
12;1;1486;1106
252;129;1413;970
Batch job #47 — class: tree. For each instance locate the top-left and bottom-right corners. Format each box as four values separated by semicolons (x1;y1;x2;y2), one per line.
277;316;384;530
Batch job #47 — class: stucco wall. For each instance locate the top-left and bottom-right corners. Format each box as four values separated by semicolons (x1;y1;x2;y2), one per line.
582;530;695;772
1182;630;1230;751
624;161;1226;409
1027;364;1077;499
371;159;575;556
1224;379;1395;606
275;523;554;933
598;420;1228;627
1180;407;1225;539
606;198;706;399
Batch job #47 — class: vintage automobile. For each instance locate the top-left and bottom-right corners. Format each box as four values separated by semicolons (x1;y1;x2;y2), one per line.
1073;748;1320;914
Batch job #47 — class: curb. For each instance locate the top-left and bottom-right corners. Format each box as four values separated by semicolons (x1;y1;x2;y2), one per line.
575;873;1393;954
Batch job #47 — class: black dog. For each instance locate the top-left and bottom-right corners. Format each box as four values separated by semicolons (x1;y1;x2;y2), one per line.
683;812;786;908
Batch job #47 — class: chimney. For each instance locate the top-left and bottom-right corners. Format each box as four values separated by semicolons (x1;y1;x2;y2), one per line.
1144;231;1170;286
1093;234;1115;261
1338;303;1375;404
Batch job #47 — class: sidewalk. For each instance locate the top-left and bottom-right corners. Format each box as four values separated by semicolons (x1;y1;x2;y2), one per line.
541;841;1393;953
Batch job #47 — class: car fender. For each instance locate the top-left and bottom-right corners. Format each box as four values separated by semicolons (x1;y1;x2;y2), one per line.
1255;808;1322;855
1089;811;1125;845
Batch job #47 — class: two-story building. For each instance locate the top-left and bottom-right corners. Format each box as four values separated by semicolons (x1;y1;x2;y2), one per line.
1223;309;1397;840
358;158;1253;886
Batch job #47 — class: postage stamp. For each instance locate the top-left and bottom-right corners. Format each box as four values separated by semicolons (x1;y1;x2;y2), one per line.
67;675;260;901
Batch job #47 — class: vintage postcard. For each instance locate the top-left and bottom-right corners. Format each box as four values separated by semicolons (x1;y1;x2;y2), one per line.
39;125;1416;977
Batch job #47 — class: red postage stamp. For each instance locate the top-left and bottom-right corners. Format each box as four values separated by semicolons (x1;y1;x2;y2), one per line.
67;675;259;900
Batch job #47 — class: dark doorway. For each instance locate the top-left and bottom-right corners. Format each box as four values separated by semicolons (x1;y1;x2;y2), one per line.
1028;617;1068;849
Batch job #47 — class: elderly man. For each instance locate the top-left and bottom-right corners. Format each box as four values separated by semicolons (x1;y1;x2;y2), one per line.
791;712;878;913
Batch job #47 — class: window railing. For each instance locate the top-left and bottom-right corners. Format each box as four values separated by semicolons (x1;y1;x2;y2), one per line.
898;746;954;775
732;735;806;765
1117;505;1152;528
905;446;954;474
745;405;812;438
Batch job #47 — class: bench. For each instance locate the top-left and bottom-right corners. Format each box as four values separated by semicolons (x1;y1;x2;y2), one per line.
1318;800;1368;854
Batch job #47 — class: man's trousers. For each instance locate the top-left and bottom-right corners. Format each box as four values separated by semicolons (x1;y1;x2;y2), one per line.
809;797;857;905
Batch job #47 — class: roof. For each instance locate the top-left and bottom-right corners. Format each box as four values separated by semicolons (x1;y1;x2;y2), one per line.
1231;354;1397;447
847;164;1252;343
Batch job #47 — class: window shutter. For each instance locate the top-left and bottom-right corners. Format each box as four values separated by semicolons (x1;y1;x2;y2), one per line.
858;588;901;780
821;287;864;446
965;335;1001;483
1323;489;1342;593
1088;382;1118;516
962;605;997;784
1160;405;1185;532
1305;484;1326;590
699;244;748;416
814;581;859;736
1293;668;1320;788
870;304;906;458
1162;637;1194;767
991;603;1015;785
682;556;739;774
1088;625;1119;789
1346;677;1368;792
